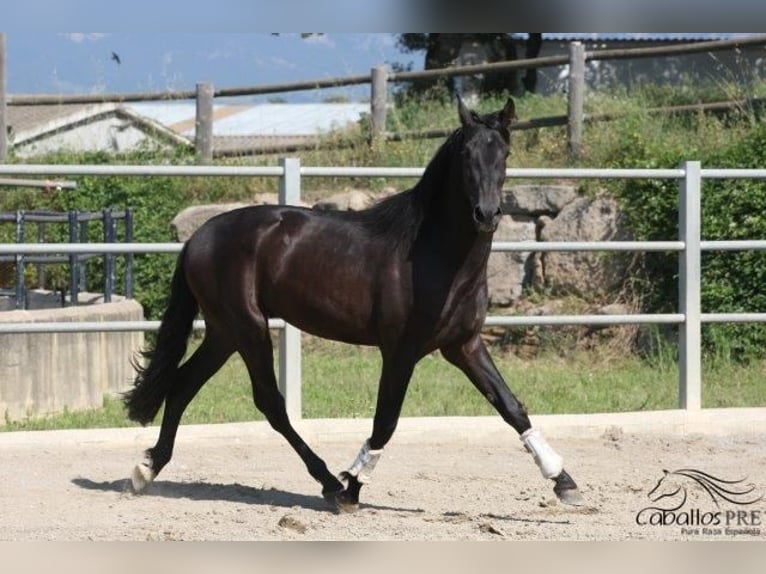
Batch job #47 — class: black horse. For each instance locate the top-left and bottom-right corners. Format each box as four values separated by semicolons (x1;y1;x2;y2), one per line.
124;97;584;511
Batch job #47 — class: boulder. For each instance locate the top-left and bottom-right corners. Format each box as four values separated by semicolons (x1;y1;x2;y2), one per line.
313;189;374;211
487;215;537;306
536;195;631;297
503;184;579;217
171;203;252;242
171;194;285;242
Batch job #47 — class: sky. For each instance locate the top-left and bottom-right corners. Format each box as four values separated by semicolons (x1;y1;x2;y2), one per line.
4;33;409;103
3;32;760;104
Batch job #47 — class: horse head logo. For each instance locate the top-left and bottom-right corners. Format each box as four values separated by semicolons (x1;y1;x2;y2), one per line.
647;468;762;510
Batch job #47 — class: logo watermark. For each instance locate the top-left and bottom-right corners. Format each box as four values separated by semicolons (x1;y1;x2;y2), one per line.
635;468;764;537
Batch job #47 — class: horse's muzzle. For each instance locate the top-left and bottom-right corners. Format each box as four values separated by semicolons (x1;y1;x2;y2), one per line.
473;206;502;233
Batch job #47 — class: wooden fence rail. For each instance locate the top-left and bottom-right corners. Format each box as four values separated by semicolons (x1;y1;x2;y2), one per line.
2;34;766;161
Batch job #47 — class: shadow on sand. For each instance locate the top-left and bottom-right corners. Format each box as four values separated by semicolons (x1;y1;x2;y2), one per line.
71;477;425;515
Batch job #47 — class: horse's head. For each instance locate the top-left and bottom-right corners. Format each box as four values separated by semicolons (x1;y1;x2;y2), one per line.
649;468;763;509
647;469;686;504
456;97;515;234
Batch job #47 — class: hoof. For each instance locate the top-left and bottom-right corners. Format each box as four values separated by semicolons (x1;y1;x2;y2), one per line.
555;486;586;506
131;462;155;493
326;471;361;513
321;488;359;513
553;468;585;506
334;491;360;514
322;487;343;507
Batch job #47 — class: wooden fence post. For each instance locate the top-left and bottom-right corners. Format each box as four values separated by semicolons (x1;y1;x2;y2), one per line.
567;42;585;161
0;33;7;162
370;65;388;144
195;82;214;163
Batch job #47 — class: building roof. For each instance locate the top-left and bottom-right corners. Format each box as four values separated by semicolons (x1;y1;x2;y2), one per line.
7;103;189;148
128;102;369;137
7;101;370;156
525;33;753;42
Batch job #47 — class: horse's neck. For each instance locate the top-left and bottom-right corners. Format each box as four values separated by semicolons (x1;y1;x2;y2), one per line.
410;138;494;273
414;177;493;278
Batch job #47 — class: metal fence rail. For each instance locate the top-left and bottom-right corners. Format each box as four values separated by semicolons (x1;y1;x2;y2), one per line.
2;161;766;417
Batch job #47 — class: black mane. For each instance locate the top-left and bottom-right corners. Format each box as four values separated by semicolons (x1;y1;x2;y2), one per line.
350;107;508;248
348;126;467;248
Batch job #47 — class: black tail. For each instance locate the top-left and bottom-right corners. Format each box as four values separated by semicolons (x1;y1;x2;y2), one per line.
124;244;198;425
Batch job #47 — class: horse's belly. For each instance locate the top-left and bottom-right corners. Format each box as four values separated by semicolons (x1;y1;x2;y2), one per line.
263;274;379;346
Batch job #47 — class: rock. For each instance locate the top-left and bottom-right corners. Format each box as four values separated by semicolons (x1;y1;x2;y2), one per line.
171;203;252;242
537;196;631;297
251;193;279;205
503;184;579;216
598;303;632;316
487;215;537;306
277;514;307;534
171;195;301;242
313;189;373;211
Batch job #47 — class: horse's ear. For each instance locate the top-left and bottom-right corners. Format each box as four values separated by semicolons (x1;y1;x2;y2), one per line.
499;98;516;129
457;96;475;127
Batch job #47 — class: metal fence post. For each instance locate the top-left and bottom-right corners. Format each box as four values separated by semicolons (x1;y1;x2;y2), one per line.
278;157;302;420
567;42;585;161
678;160;702;410
68;210;80;306
370;65;388;144
103;209;114;302
78;216;88;293
125;207;134;298
195;82;214;164
14;210;25;309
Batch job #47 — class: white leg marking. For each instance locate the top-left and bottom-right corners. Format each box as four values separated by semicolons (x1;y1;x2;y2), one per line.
520;428;564;479
131;461;156;493
343;440;383;484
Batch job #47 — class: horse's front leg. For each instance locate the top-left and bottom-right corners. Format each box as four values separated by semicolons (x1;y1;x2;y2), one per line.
441;336;585;506
335;354;416;512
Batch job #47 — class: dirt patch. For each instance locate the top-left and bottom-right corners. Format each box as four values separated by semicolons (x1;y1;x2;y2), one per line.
1;419;765;541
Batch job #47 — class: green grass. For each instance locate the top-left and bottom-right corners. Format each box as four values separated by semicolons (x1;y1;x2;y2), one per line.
3;337;764;432
4;84;766;431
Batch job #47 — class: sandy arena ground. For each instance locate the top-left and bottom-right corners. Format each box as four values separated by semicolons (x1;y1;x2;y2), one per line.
1;409;764;541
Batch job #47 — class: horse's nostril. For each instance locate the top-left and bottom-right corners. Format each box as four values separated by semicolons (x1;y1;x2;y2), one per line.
494;207;503;218
473;206;485;222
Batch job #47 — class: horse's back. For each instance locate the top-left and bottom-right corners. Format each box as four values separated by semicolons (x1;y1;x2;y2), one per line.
184;204;401;344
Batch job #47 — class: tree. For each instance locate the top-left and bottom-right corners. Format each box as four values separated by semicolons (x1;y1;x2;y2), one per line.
395;33;542;98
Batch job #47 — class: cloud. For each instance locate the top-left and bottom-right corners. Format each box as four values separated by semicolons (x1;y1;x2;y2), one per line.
61;33;108;43
253;56;299;71
354;33;397;54
207;48;234;62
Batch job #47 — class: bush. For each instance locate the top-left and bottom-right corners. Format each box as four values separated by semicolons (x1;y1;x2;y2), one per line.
611;121;766;362
1;152;189;319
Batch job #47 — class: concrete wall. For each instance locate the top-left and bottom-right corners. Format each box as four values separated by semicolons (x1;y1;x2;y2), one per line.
0;297;144;424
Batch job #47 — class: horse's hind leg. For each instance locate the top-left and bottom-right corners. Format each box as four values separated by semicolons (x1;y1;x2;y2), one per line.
441;336;584;506
234;314;344;503
132;332;232;492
